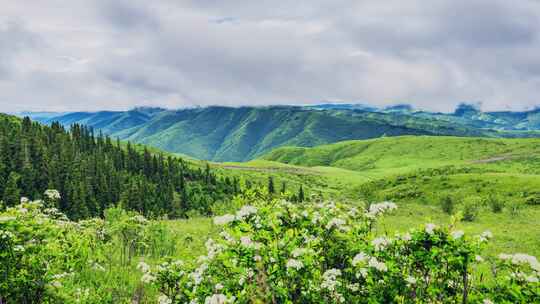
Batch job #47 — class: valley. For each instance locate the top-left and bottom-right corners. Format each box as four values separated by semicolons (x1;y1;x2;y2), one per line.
2;112;540;303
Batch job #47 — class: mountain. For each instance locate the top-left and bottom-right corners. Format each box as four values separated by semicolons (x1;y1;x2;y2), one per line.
19;105;540;162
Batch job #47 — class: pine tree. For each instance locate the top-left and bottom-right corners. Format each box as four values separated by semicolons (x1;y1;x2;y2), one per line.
268;176;275;195
298;185;305;202
2;172;21;206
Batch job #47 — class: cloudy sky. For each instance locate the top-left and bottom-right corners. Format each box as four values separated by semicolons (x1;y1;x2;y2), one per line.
1;0;540;112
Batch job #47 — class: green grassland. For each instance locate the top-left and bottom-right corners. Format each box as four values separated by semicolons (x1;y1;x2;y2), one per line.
255;136;540;256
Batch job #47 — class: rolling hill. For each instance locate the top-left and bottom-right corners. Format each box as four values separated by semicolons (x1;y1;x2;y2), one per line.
20;105;540;162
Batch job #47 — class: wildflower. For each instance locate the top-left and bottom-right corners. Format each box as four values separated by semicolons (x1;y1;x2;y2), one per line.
214;214;235;225
240;236;259;249
13;245;25;252
141;273;156;283
367;201;397;217
254;255;262;262
158;294;172;304
425;223;437;235
191;263;208;285
479;230;493;242
321;269;342;291
397;232;412;241
20;197;29;203
219;231;235;242
326;217;347;230
451;230;464;240
204;294;234;304
92;262;105;271
236;205;257;220
0;216;16;223
371;237;390;251
352;252;369;266
286;259;304;270
368;257;387;272
205;239;223;260
483;299;494;304
51;281;62;288
357;268;368;278
499;253;540;271
475;255;484;262
137;261;151;274
405;276;417;286
291;248;309;258
238;276;246;285
347;283;360;292
132;215;148;224
215;283;224;290
44;189;61;200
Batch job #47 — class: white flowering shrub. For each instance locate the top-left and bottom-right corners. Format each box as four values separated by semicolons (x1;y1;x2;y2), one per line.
148;200;540;303
0;196;178;303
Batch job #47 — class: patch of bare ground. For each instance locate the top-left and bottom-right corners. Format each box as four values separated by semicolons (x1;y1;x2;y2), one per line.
219;165;319;175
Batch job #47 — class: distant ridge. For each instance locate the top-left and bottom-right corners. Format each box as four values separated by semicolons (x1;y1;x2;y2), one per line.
16;104;540;162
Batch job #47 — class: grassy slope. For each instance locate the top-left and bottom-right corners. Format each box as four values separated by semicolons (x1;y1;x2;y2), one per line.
259;136;540;256
263;136;540;175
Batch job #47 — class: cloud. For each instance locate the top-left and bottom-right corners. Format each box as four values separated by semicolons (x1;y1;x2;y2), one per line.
1;0;540;112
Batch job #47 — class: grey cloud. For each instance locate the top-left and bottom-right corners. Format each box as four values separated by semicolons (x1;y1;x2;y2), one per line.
1;0;540;112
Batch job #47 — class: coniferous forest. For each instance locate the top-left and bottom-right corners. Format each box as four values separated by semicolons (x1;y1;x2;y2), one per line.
0;115;240;219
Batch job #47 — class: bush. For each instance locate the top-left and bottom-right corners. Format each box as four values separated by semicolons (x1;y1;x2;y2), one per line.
440;195;454;214
524;193;540;205
462;197;480;222
508;200;523;216
145;200;539;303
487;195;504;213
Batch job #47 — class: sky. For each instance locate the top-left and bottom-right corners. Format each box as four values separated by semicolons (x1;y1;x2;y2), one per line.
1;0;540;113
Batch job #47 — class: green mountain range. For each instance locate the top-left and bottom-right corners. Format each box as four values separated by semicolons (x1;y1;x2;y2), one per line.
20;104;540;162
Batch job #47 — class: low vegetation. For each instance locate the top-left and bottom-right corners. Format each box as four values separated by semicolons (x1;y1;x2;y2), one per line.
2;194;539;303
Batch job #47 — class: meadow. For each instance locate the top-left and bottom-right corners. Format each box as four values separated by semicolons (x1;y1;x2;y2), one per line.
2;135;540;303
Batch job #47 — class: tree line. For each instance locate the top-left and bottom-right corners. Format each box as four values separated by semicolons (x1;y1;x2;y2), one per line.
0;116;243;219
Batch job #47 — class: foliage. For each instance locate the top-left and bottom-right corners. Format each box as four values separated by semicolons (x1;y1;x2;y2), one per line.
145;200;539;303
0;116;242;219
486;195;504;213
462;197;481;222
440;195;455;214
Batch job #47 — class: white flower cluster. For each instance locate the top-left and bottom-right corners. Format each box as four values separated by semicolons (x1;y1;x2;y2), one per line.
137;261;156;283
371;237;390;251
158;294;172;304
425;223;437;235
44;189;61;200
479;230;493;242
213;205;258;226
205;239;224;260
451;230;464;240
236;205;258;220
132;215;149;224
325;217;347;231
213;214;236;226
499;253;540;272
286;258;304;270
352;252;368;266
204;294;235;304
368;257;388;272
291;248;310;258
321;268;342;291
366;201;397;218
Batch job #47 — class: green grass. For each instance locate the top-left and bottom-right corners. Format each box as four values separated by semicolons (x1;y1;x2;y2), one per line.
376;203;540;257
